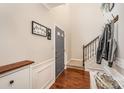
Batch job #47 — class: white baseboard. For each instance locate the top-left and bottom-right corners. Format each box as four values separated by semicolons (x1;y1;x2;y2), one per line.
46;79;55;89
70;58;82;62
64;65;67;69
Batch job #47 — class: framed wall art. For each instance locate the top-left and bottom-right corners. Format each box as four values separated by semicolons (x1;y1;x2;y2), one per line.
32;21;47;37
47;28;51;40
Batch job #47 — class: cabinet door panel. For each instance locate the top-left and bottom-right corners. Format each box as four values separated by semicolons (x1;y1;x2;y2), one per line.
0;68;30;89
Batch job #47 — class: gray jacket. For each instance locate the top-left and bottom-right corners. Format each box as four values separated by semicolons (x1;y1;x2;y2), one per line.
96;20;117;67
108;20;117;67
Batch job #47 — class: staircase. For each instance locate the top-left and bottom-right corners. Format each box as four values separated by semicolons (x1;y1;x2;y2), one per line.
66;36;101;70
82;36;104;71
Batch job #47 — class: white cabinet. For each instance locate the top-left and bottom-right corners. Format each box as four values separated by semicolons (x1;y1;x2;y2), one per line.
0;59;55;89
0;66;30;89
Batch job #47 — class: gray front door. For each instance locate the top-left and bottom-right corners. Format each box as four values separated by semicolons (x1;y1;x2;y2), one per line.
55;26;64;78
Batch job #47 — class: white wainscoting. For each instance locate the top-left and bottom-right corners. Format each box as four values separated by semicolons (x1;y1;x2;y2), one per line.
30;58;55;89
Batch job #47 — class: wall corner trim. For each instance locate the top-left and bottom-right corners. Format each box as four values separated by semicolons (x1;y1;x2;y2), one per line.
116;58;124;69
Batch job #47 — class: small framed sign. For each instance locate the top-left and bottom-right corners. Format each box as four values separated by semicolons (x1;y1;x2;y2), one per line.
47;28;51;40
32;21;47;37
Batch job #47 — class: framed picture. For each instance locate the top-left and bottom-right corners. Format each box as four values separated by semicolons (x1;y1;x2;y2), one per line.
47;28;51;40
32;21;47;37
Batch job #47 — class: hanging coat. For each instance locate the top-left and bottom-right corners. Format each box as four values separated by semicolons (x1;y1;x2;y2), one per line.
96;24;111;64
108;20;117;67
96;21;117;67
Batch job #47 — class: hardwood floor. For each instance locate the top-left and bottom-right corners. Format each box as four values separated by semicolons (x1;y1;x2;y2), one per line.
50;68;90;89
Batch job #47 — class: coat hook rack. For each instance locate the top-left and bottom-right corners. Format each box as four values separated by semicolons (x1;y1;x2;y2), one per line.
113;15;119;23
111;14;119;23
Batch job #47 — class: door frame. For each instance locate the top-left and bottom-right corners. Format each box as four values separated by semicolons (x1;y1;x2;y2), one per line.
53;25;65;78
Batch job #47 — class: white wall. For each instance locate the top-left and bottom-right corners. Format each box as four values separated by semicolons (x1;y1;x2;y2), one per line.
70;4;104;60
0;4;54;66
114;3;124;75
1;3;124;69
118;4;124;59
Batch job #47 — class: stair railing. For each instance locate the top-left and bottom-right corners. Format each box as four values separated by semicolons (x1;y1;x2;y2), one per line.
83;36;99;67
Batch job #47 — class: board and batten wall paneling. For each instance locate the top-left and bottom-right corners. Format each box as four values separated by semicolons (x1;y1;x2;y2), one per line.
31;58;55;89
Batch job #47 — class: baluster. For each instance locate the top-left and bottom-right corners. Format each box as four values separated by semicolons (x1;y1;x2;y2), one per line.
88;45;89;59
84;47;86;61
94;42;95;56
84;47;85;61
89;44;91;59
93;43;94;56
88;45;90;59
85;47;86;61
95;40;96;56
90;44;91;58
87;46;89;60
90;43;92;58
85;47;87;60
83;45;85;66
92;42;94;56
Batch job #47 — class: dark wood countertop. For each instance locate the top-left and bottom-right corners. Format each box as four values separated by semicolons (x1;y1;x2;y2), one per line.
0;60;34;74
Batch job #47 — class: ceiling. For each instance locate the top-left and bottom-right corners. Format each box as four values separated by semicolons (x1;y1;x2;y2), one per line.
43;3;65;9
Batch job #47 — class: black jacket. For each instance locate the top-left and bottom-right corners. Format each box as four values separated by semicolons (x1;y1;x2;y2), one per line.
96;21;117;67
96;24;111;64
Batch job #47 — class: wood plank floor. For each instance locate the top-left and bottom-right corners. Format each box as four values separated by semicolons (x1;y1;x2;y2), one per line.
50;68;90;89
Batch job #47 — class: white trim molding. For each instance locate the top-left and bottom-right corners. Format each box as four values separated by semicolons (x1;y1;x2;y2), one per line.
70;58;82;61
116;58;124;69
64;58;71;69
